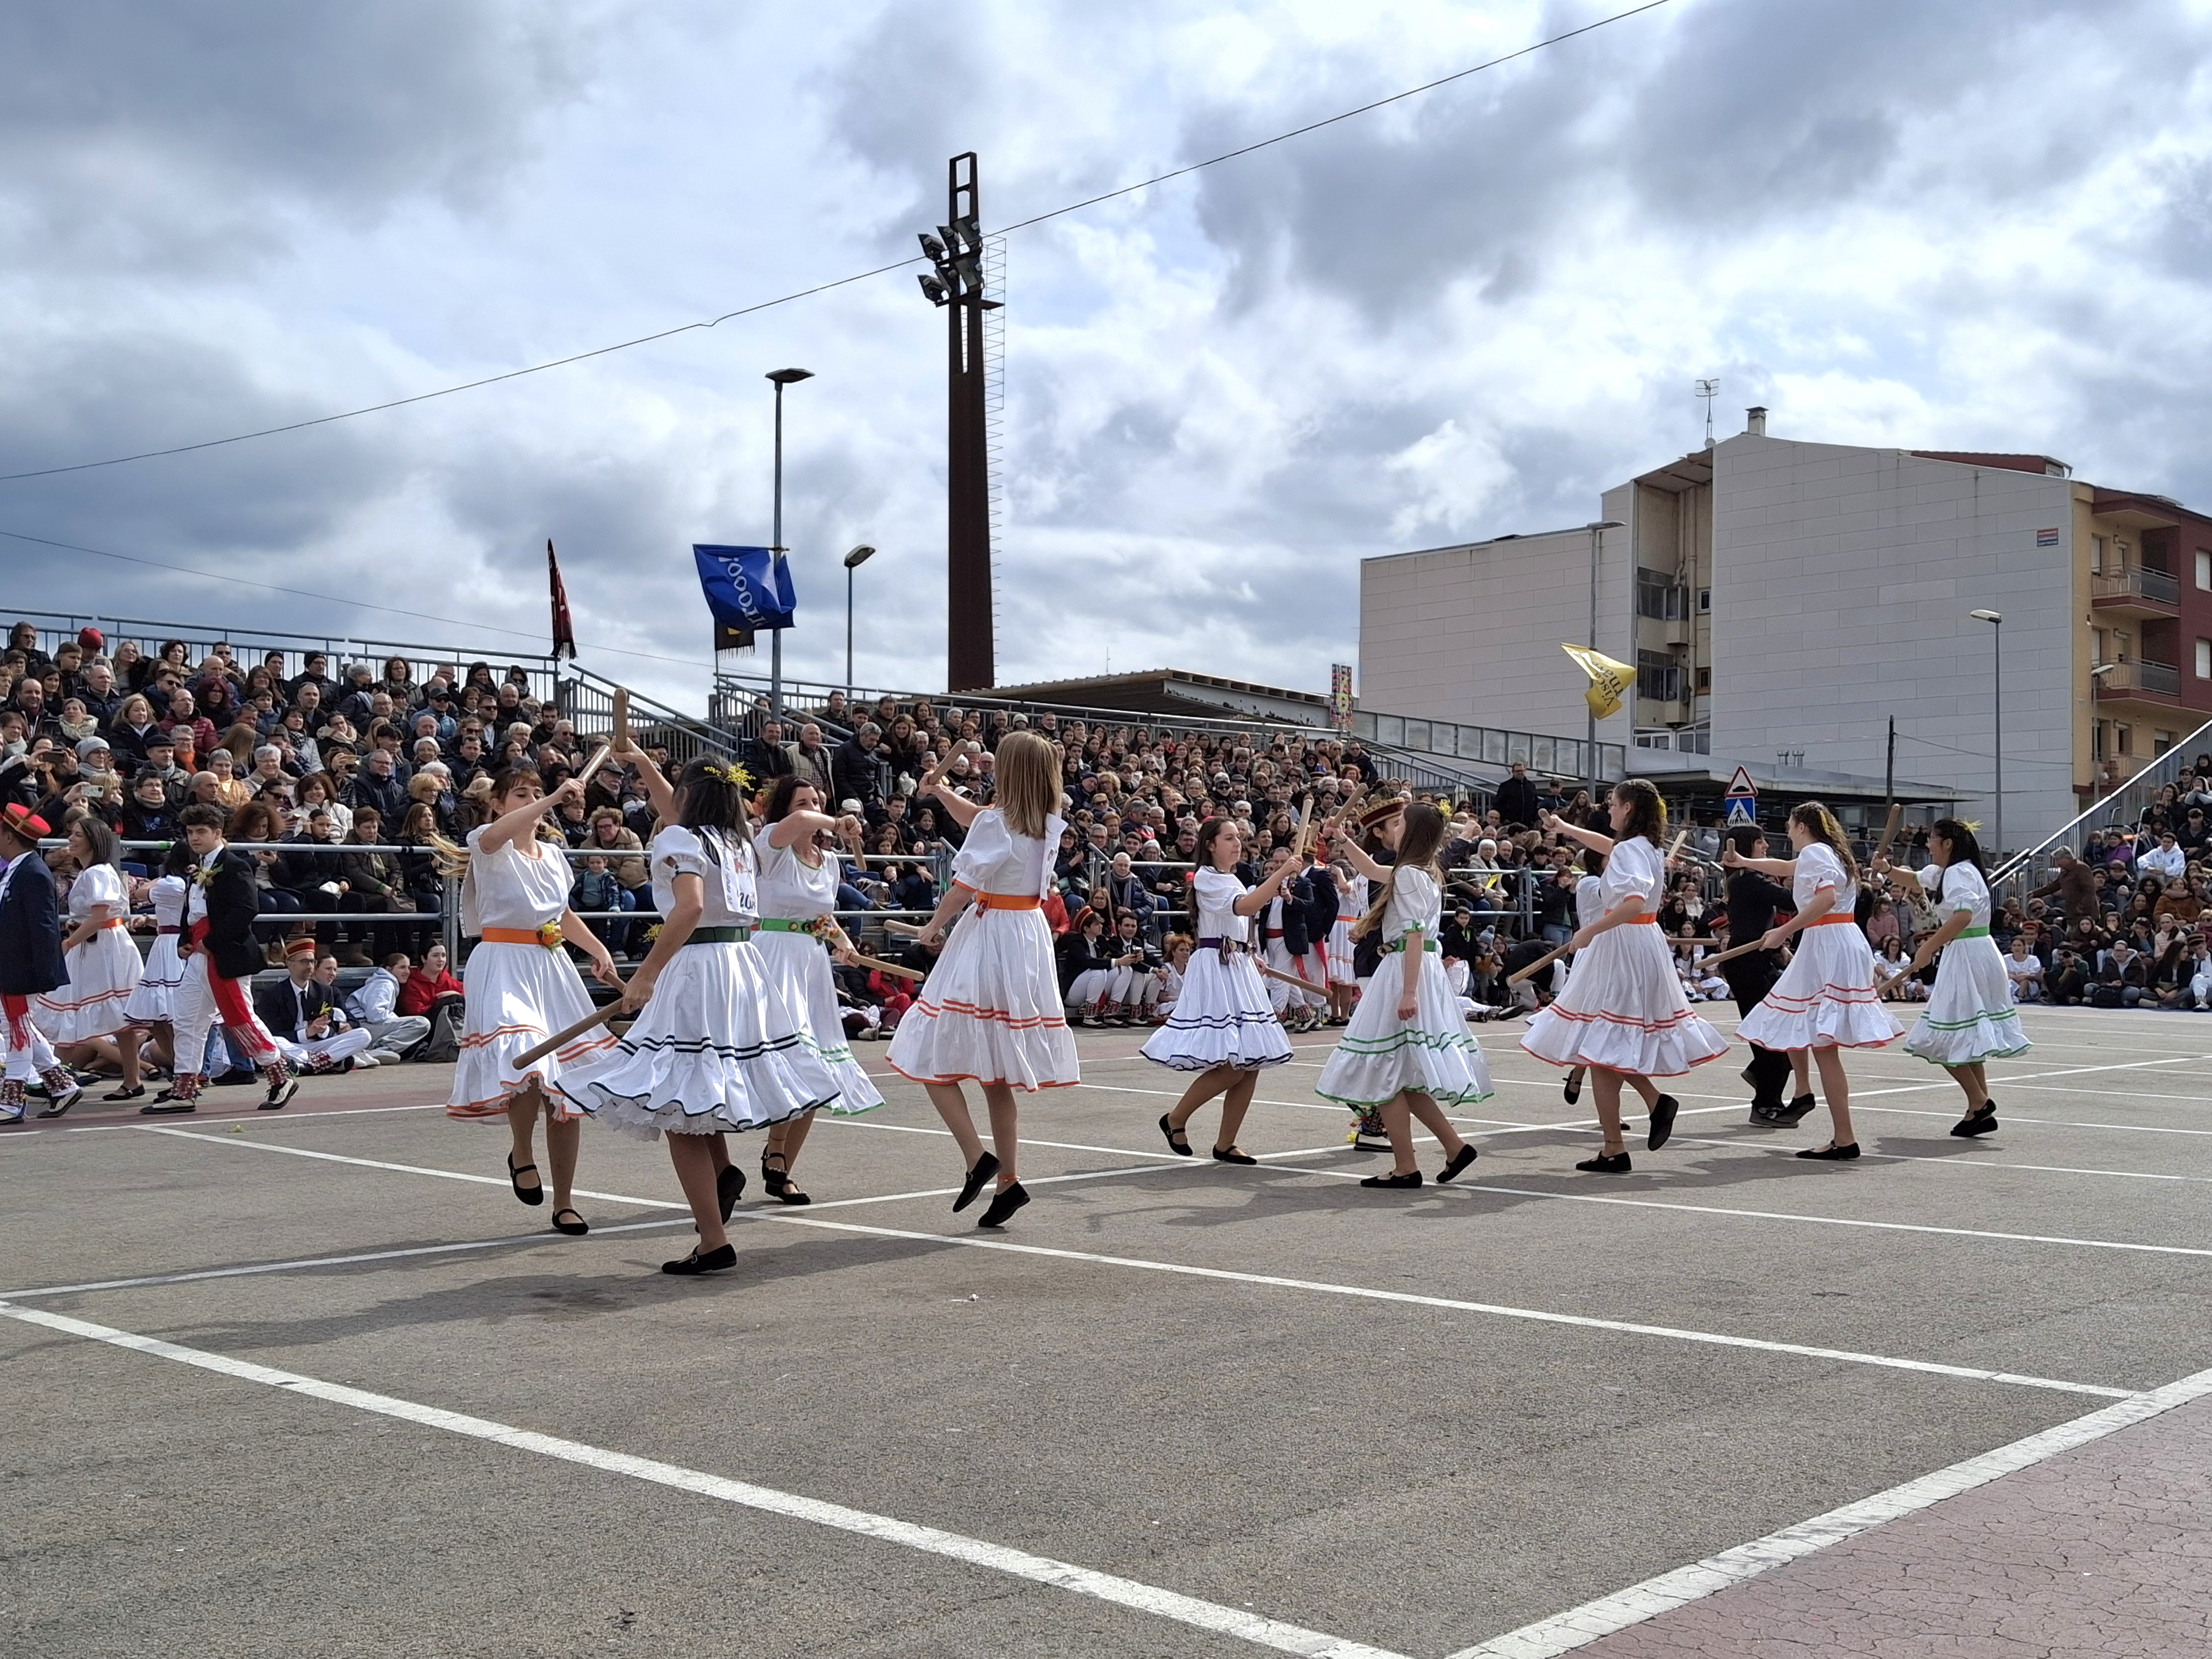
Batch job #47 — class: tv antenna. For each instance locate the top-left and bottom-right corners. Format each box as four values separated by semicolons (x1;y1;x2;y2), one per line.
1695;378;1720;449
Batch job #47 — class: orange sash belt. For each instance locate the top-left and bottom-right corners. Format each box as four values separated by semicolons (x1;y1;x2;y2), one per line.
481;926;561;947
1805;914;1857;928
1629;914;1659;924
968;891;1041;912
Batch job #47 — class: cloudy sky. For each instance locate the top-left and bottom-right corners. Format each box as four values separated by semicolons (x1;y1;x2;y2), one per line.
5;0;2211;715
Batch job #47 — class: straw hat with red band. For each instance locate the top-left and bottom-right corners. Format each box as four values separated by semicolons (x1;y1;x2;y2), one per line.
1;803;52;841
1353;795;1408;833
284;937;318;960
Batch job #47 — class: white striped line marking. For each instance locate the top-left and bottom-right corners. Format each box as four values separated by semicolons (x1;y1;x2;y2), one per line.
117;1128;2125;1396
1443;1361;2212;1659
0;1300;1404;1659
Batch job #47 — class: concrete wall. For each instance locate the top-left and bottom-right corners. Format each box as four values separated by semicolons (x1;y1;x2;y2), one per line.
1359;523;1634;749
1706;435;2078;853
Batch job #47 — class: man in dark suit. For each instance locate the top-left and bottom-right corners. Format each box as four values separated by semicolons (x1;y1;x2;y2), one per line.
0;803;83;1121
1721;824;1801;1123
143;803;299;1114
255;938;372;1073
1494;762;1540;831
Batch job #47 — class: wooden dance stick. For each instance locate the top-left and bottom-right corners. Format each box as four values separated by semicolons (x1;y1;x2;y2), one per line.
612;685;630;746
1504;943;1571;988
1699;937;1771;971
512;994;629;1070
573;743;612;792
844;950;925;982
1870;801;1905;867
1252;957;1323;993
882;918;929;938
1291;792;1317;858
1662;828;1688;869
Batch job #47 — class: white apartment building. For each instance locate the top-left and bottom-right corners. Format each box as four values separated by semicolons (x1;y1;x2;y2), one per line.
1360;412;2212;852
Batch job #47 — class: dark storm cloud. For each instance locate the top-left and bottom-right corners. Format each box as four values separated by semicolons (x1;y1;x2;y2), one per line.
0;0;590;272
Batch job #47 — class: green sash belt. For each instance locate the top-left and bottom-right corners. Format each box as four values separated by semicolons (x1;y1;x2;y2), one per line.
1956;925;1990;940
755;917;824;935
1382;937;1441;954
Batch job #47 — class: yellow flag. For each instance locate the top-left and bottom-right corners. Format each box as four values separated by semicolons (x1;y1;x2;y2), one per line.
1561;643;1634;721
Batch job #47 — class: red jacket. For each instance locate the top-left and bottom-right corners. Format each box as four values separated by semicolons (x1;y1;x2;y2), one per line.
396;966;462;1017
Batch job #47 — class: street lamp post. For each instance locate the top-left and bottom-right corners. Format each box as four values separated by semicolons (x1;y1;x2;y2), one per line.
1971;609;2003;860
843;544;876;704
1586;519;1625;795
766;367;814;719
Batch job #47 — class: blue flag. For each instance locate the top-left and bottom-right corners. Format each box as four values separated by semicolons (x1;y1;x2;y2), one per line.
693;544;796;634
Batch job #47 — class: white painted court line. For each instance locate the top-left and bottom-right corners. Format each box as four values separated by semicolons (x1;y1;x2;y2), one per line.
0;1301;1404;1659
1443;1361;2212;1659
751;1213;2128;1398
117;1127;2121;1396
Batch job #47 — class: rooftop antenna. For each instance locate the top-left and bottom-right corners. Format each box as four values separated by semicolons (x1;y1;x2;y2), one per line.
1695;378;1720;449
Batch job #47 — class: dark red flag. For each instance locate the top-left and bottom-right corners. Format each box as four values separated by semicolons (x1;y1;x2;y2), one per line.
547;539;577;661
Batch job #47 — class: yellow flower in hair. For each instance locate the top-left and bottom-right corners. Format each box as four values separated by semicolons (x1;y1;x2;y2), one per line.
704;760;753;790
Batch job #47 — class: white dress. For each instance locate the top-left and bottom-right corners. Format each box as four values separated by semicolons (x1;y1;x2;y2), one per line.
1902;861;2031;1066
1737;845;1903;1052
887;809;1080;1092
1326;874;1364;985
121;874;188;1024
1552;872;1606;996
448;827;613;1121
749;828;885;1116
561;826;842;1139
1521;837;1729;1077
34;863;143;1043
1316;868;1494;1106
1141;867;1294;1071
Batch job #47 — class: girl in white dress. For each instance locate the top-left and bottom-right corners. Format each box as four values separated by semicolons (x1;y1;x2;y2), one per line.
1887;818;2029;1136
1324;862;1361;1023
888;732;1076;1230
1259;848;1327;1032
1141;816;1297;1163
121;844;193;1077
34;816;146;1103
1559;848;1606;1105
1522;781;1729;1172
1729;801;1902;1160
750;774;887;1204
565;751;841;1274
1316;802;1490;1188
442;766;624;1236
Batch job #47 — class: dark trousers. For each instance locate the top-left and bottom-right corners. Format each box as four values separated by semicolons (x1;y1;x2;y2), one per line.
1727;957;1794;1110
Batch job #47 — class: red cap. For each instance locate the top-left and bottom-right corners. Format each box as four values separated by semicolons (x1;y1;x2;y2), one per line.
284;937;318;959
77;626;105;653
2;803;52;839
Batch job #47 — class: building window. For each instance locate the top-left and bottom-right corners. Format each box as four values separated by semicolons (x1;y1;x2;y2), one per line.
2198;550;2210;590
2093;535;2109;573
2092;720;2106;761
2155;731;2176;756
2116;722;2133;757
1696;587;1712;613
2198;636;2211;679
1695;666;1712;693
1637;650;1681;703
1636;569;1687;621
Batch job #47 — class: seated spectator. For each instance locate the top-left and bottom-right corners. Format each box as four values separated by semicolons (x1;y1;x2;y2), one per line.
2003;936;2044;1004
342;951;432;1063
339;808;407;964
396;941;465;1018
1057;908;1122;1026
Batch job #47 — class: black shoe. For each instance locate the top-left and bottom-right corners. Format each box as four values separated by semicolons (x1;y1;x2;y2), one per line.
508;1155;545;1206
717;1162;747;1221
1211;1145;1257;1166
139;1097;197;1115
259;1077;298;1111
1562;1072;1582;1105
99;1084;146;1104
551;1207;590;1236
37;1083;85;1118
1951;1103;1999;1138
1646;1094;1680;1150
1747;1102;1790;1125
1437;1144;1478;1183
1777;1092;1819;1124
1359;1170;1422;1189
213;1070;258;1088
953;1151;1000;1213
1797;1141;1861;1161
662;1243;737;1275
978;1181;1030;1228
1576;1152;1632;1173
759;1152;788;1197
1159;1114;1193;1156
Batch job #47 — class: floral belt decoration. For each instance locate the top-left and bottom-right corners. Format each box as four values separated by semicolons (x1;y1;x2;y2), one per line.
537;921;566;950
805;914;839;943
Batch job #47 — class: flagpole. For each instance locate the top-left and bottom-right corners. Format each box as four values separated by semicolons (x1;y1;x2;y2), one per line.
771;378;785;721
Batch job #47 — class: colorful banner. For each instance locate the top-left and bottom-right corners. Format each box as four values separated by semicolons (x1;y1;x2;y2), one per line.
547;540;576;662
1329;664;1354;731
693;544;796;641
1561;642;1634;721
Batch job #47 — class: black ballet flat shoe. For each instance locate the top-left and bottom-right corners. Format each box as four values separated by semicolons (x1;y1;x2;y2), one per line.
551;1207;590;1236
1211;1145;1257;1166
774;1177;812;1206
1575;1152;1632;1174
1437;1144;1478;1183
1646;1094;1681;1152
37;1083;86;1118
507;1155;545;1206
717;1162;747;1221
977;1181;1030;1228
953;1151;1000;1213
1777;1092;1819;1125
139;1096;196;1115
1562;1072;1583;1105
1951;1103;1999;1139
1796;1141;1861;1161
662;1243;737;1275
759;1152;788;1196
99;1085;146;1104
1159;1114;1193;1156
1359;1170;1423;1189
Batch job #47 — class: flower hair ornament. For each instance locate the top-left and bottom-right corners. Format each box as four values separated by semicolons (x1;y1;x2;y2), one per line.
702;760;753;790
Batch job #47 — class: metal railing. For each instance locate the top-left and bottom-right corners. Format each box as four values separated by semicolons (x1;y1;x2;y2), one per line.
2090;567;2179;607
2092;660;2181;699
1352;710;1627;787
1991;715;2212;892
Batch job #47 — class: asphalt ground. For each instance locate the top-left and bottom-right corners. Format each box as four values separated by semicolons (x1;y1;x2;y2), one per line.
3;1004;2208;1658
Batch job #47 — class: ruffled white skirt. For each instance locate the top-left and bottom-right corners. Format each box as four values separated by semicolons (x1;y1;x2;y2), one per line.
123;935;185;1025
1316;950;1493;1105
1521;922;1729;1077
886;906;1078;1092
34;927;144;1043
1902;935;2030;1066
1141;948;1293;1072
560;940;842;1139
1738;923;1902;1052
1325;921;1355;985
750;928;885;1115
448;940;614;1122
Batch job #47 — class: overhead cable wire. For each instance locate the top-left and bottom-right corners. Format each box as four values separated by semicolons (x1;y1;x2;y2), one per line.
0;0;1675;486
